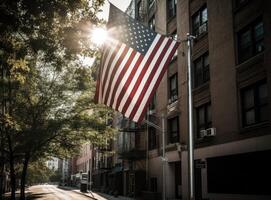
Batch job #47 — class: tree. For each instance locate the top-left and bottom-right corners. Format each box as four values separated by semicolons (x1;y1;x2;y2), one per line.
0;1;111;200
24;160;53;185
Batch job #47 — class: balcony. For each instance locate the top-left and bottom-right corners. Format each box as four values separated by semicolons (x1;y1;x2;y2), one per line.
167;98;179;114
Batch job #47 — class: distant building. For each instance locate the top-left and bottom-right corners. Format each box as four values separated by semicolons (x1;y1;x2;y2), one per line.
46;157;59;171
70;143;93;189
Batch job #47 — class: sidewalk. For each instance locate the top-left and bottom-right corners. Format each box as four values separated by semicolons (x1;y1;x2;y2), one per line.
59;186;136;200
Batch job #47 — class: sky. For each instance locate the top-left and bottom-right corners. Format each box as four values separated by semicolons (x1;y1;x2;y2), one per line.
81;0;131;67
98;0;132;20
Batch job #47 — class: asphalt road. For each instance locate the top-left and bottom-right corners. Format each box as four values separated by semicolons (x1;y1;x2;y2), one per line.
28;184;92;200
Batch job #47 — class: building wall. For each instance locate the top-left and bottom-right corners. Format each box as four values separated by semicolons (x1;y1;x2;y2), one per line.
109;0;271;199
46;157;59;171
76;143;92;173
179;0;271;199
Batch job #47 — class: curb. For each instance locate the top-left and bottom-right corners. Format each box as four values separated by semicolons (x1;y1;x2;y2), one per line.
58;186;97;200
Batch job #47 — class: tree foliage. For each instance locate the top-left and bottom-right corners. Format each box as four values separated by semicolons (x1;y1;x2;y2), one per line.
24;160;53;185
0;0;112;199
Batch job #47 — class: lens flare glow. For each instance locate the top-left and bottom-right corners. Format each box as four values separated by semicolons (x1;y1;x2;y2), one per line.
91;28;108;46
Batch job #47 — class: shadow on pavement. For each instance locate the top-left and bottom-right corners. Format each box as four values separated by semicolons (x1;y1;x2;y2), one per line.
27;192;52;199
3;192;52;200
57;186;74;191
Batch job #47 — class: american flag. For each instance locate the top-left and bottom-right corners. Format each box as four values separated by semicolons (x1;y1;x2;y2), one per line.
94;3;179;123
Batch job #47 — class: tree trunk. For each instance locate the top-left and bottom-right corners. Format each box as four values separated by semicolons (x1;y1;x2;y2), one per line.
9;154;16;200
6;133;16;200
19;154;30;200
0;165;3;200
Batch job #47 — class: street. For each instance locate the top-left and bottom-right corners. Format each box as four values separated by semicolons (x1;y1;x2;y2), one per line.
27;185;92;200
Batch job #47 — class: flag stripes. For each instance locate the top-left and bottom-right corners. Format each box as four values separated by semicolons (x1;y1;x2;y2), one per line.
94;3;179;123
96;36;178;122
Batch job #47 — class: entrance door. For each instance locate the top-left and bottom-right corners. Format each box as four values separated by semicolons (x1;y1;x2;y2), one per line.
195;160;202;200
175;161;182;198
128;172;135;197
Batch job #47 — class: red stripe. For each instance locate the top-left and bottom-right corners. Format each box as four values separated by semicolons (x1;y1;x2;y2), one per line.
137;42;180;123
103;46;130;105
128;39;173;120
115;55;144;111
100;42;122;102
108;50;138;107
94;79;100;103
100;47;110;75
94;47;108;103
120;36;165;114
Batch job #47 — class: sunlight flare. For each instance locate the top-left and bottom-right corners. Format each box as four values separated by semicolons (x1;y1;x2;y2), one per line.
90;27;108;46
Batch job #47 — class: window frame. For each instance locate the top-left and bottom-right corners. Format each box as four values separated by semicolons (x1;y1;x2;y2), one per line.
192;5;208;36
149;92;156;110
237;18;264;64
167;0;177;20
168;116;180;144
148;126;157;150
235;0;249;9
150;177;158;192
241;80;268;127
196;103;212;138
193;53;210;88
168;73;178;103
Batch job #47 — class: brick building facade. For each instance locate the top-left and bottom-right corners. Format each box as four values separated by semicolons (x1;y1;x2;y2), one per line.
109;0;271;200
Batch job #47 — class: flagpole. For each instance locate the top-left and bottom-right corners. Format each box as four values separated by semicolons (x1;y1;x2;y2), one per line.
161;114;166;200
187;33;196;200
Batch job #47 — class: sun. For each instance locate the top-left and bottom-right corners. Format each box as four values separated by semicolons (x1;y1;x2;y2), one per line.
91;27;108;46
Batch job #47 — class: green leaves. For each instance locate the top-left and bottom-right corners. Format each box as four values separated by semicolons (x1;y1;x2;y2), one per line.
0;0;112;165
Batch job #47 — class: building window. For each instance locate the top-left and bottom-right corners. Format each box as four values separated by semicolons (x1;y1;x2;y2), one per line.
241;80;268;127
193;53;209;88
167;0;177;19
235;0;249;8
150;177;158;192
149;92;156;111
169;73;178;104
148;127;157;150
196;103;212;138
168;116;179;144
238;19;264;63
149;15;155;31
192;5;208;36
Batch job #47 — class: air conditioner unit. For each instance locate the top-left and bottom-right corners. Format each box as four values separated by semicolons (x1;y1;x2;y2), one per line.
148;109;155;115
200;130;207;138
176;143;181;152
205;127;216;137
198;23;207;35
